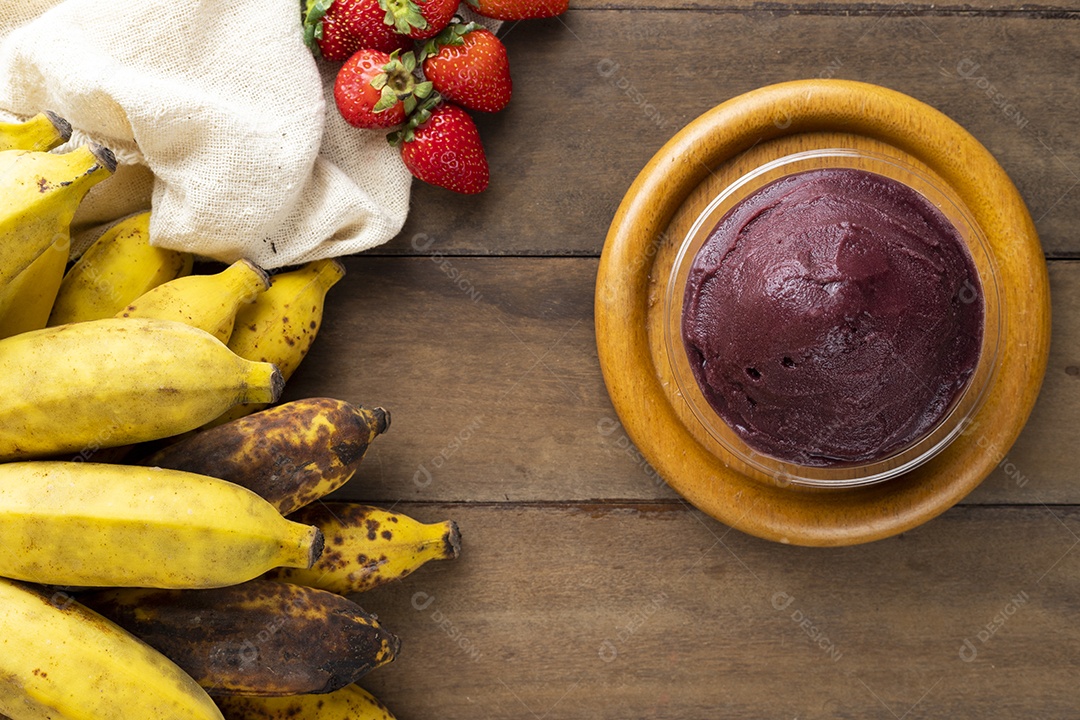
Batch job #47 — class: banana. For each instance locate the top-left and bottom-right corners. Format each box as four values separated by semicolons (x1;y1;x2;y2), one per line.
0;232;69;339
82;580;400;696
0;144;114;334
216;685;395;719
267;503;461;595
118;259;270;343
0;462;323;588
0;578;225;720
0;317;283;461
144;398;390;515
0;111;71;152
48;211;193;325
211;259;345;426
0;114;83;337
0;143;115;290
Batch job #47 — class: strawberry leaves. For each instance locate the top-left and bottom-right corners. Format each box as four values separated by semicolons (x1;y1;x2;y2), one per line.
370;51;433;115
302;0;335;52
379;0;458;40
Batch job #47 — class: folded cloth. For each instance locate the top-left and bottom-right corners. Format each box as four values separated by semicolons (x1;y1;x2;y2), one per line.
0;0;413;268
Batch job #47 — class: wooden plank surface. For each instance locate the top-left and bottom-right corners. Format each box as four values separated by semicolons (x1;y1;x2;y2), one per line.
347;502;1080;719
572;0;1080;11
380;10;1080;258
284;256;1079;505
285;7;1078;716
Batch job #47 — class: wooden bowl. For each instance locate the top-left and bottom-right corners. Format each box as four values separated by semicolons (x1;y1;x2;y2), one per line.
595;80;1051;546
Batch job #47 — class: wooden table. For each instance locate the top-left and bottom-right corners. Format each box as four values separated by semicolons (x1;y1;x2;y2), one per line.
291;3;1080;716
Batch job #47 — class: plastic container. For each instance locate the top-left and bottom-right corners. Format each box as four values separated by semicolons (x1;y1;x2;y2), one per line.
664;148;1003;488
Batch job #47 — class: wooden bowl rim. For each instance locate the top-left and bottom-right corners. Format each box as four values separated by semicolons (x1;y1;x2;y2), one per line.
595;79;1051;546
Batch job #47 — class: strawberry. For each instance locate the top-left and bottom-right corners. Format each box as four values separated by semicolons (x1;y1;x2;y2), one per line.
304;0;363;61
381;0;459;40
391;101;489;194
343;0;415;53
334;50;433;129
465;0;568;20
421;23;511;113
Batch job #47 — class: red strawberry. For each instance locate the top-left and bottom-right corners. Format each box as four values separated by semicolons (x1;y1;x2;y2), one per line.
335;50;434;129
382;0;459;40
421;23;511;113
465;0;568;20
343;0;414;53
305;0;364;61
392;102;489;194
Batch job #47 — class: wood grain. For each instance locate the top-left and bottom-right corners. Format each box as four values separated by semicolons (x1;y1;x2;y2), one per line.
285;256;1077;506
381;10;1079;258
287;2;1075;711
571;0;1080;12
347;502;1080;720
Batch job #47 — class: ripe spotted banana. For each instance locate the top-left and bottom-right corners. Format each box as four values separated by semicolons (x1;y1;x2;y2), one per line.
0;462;323;588
0;111;71;152
210;259;345;426
145;398;390;515
48;211;193;325
216;685;395;719
0;143;115;290
0;578;225;720
82;580;400;696
0;317;283;461
267;503;461;594
118;259;270;343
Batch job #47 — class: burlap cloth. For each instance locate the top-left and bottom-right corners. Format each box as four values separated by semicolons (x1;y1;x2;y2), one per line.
0;0;430;268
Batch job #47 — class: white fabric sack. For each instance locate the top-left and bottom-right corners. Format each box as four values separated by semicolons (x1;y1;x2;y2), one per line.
0;0;414;268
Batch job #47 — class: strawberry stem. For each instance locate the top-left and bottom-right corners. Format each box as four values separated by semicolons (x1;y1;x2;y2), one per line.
373;50;428;114
387;93;443;146
379;0;429;35
419;20;479;62
302;0;334;51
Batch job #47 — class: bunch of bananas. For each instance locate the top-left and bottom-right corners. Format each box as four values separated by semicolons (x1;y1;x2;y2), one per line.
0;113;461;720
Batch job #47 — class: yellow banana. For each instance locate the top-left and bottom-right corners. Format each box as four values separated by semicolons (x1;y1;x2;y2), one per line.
0;317;283;461
0;114;84;337
0;578;224;720
118;259;270;343
0;144;114;335
0;143;115;290
267;503;461;594
0;462;323;588
48;211;193;325
83;580;400;696
0;110;71;152
145;398;390;515
0;232;69;339
216;685;395;719
211;259;345;426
